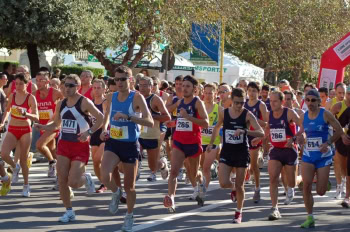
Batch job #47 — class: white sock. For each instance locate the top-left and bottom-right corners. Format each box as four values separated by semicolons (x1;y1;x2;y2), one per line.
236;208;242;213
126;212;133;217
255;186;260;191
1;175;9;182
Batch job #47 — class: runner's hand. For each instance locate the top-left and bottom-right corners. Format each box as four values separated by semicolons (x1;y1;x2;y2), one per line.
34;123;44;131
251;137;261;147
77;131;90;143
234;129;244;137
285;138;294;148
100;130;109;141
206;144;213;153
319;143;329;153
179;108;189;119
341;134;350;145
113;112;128;121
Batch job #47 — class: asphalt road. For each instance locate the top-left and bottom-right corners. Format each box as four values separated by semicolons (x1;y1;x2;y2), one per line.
1;159;350;232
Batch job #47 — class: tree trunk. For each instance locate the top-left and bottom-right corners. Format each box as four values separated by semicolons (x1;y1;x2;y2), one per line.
26;43;40;78
291;69;301;90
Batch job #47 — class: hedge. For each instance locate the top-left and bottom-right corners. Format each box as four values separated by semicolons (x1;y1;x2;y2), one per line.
0;61;19;72
52;65;105;77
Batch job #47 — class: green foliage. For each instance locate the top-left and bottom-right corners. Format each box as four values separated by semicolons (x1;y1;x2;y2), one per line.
0;61;19;72
52;65;104;78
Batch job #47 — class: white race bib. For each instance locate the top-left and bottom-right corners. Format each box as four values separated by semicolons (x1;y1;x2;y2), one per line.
62;119;77;134
110;125;129;140
270;128;287;142
201;126;214;137
225;129;243;144
306;137;322;151
176;118;193;132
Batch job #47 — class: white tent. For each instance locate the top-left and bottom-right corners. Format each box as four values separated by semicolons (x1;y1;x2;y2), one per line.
179;52;264;85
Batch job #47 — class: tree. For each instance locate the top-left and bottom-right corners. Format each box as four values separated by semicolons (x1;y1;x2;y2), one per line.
224;0;350;88
0;0;120;77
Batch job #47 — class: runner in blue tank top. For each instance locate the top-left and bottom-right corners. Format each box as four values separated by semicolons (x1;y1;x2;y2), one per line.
99;66;154;232
298;89;347;228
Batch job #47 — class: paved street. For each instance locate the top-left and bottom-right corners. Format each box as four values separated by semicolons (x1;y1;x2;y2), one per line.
1;159;350;232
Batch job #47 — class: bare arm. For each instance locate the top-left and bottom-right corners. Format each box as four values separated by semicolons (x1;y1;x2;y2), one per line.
246;111;265;137
180;98;209;128
209;108;224;146
101;93;112;131
131;93;154;127
258;102;268;127
330;102;341;116
166;94;179;114
325;100;333;111
81;98;104;134
25;94;39;122
152;96;171;123
324;110;344;144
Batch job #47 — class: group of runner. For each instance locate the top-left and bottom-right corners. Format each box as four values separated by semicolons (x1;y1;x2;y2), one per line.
1;65;350;231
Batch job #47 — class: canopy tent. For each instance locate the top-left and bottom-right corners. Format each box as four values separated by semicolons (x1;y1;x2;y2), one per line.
179;52;264;85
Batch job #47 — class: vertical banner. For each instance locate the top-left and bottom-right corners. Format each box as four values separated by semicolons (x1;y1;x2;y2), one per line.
319;68;337;90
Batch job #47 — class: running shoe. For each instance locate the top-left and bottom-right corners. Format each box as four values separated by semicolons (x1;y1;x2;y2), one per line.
109;188;122;214
160;157;169;180
147;173;157;182
177;168;184;181
120;191;127;204
48;162;56;178
59;210;76;223
231;190;237;203
253;189;260;203
284;188;294;205
300;216;315;228
341;198;350;208
258;157;264;170
27;152;33;169
12;163;20;184
163;195;175;213
22;185;30;197
185;176;191;185
96;184;107;193
121;213;134;232
268;208;282;220
233;211;242;224
84;173;95;195
211;160;219;179
0;173;12;196
189;187;199;200
196;178;207;206
334;184;342;199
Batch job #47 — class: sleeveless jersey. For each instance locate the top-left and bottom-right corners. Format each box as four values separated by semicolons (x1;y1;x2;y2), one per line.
202;104;220;145
11;80;32;94
140;94;160;140
336;100;347;119
109;91;140;142
79;86;93;100
244;100;263;143
10;93;31;120
303;108;331;157
36;88;56;125
173;97;201;144
221;108;249;153
269;107;296;148
59;97;91;142
262;98;271;111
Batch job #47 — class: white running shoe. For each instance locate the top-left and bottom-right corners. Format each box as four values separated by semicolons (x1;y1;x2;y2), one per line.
121;213;134;232
189;188;199;200
160;157;169;180
199;177;207;199
284;188;294;205
334;184;342;199
84;173;95;195
59;210;76;223
22;185;31;197
177;169;184;181
48;162;56;178
147;173;157;182
109;188;122;215
12;163;21;184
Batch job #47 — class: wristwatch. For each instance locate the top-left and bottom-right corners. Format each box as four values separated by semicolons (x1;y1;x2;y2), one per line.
127;115;132;121
87;129;93;135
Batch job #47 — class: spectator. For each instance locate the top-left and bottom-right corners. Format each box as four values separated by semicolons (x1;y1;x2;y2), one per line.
318;87;329;107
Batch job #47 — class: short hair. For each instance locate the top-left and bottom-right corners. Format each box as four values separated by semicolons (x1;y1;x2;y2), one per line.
0;72;7;78
160;80;169;90
318;87;328;96
231;88;245;99
204;83;216;91
219;82;228;87
59;74;67;81
201;81;207;86
247;82;260;92
183;75;198;87
175;75;183;82
18;65;29;73
150;76;159;85
65;74;81;85
50;78;60;85
3;62;11;71
15;73;30;84
262;85;270;92
92;78;106;89
304;83;315;90
279;79;289;85
335;82;346;89
39;67;50;72
107;77;116;87
284;90;295;100
270;91;284;101
140;69;149;76
36;71;50;79
114;65;132;77
81;70;94;78
139;76;153;86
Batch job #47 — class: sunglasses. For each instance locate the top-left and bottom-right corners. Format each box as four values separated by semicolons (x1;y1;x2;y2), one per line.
65;83;78;88
219;90;229;94
305;98;318;102
115;77;128;82
234;101;245;105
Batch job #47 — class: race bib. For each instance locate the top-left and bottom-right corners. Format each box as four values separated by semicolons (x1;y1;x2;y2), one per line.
11;106;26;118
306;137;322;151
176;118;193;131
62;119;77;134
39;109;53;120
270;128;287;142
201;126;214;137
225;129;243;144
110;125;129;140
140;125;148;133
